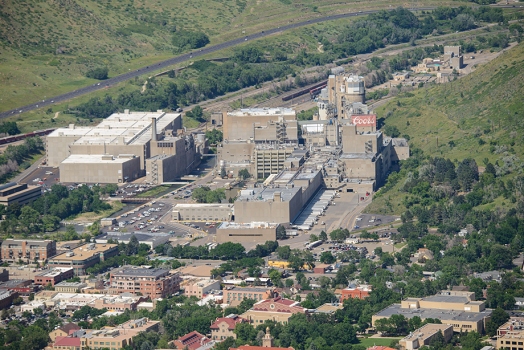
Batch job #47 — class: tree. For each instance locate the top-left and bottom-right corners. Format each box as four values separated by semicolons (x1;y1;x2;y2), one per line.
276;225;287;240
384;125;400;138
238;168;251;181
85;67;109;80
319;230;328;241
276;245;291;260
486;307;509;336
268;269;282;286
320;251;336;264
205;129;223;144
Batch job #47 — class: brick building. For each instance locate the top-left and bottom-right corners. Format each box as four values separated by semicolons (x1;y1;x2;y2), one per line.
1;239;56;263
172;331;214;350
34;267;74;286
110;267;180;298
340;284;372;301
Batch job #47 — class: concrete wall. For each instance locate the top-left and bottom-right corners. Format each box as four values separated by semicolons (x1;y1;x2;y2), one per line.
223;112;295;141
59;157;141;184
172;205;233;221
46;135;84;167
219;142;255;164
341;125;382;154
216;226;277;244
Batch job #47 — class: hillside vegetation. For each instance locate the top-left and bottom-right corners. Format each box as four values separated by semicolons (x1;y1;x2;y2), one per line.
367;42;524;216
0;0;466;112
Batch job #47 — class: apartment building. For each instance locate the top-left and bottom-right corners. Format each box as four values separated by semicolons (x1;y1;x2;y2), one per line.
48;243;118;276
372;291;492;333
109;267;180;298
1;239;56;263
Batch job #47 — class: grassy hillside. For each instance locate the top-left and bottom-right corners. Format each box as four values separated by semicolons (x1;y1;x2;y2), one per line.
0;0;465;112
366;42;524;215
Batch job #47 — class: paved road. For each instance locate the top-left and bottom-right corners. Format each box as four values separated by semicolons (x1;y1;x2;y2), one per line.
0;7;443;119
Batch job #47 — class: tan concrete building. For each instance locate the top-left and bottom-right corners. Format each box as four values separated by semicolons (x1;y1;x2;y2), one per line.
327;73;366;118
59;154;141;184
109;267;180;298
54;281;88;293
0;183;41;207
223;286;274;306
1;239;56;263
372;291;492;333
223;108;297;141
172;203;233;222
496;317;524;350
234;169;322;224
241;297;307;324
216;222;278;244
48;243;118;276
399;324;453;350
50;317;160;350
181;278;221;299
46;110;201;184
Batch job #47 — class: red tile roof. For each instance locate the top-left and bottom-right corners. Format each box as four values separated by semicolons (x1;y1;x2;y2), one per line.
210;315;246;330
251;297;305;313
54;336;81;347
173;331;211;350
367;346;397;350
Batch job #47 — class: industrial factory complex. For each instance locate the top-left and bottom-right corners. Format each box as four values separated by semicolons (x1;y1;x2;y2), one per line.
45;110;204;185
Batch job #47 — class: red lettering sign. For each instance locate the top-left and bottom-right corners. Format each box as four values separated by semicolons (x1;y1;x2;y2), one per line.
351;114;376;127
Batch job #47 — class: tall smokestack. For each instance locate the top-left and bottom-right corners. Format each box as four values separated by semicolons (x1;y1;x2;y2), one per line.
151;117;157;142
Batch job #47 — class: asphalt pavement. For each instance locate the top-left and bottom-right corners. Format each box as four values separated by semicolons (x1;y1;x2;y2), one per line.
0;7;441;119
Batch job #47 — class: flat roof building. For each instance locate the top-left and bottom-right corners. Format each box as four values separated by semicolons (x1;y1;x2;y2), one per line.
48;243;118;276
1;238;56;263
0;182;41;207
181;278;221;299
59;154;141;184
172;203;233;222
34;267;74;286
223;287;274;307
399;324;453;350
372;291;492;333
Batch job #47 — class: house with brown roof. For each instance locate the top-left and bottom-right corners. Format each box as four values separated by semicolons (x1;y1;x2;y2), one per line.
241;297;307;324
172;331;215;350
210;314;247;340
52;335;82;350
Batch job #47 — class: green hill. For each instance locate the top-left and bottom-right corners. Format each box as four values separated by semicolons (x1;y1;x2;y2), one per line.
0;0;463;112
366;42;524;215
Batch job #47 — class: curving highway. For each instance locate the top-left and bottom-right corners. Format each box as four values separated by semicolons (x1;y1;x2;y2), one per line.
1;4;514;119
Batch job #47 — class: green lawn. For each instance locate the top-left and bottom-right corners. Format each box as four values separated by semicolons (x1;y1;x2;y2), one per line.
358;336;402;348
0;0;471;113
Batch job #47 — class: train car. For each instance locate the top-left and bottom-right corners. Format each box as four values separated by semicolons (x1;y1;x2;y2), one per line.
0;128;55;145
281;80;327;102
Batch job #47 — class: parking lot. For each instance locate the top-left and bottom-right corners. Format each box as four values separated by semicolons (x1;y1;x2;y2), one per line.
353;213;398;230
